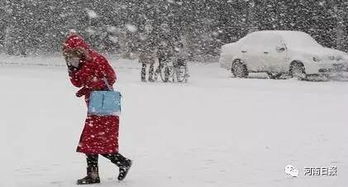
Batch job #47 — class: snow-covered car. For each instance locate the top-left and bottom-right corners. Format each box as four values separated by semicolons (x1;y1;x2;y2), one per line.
219;30;348;80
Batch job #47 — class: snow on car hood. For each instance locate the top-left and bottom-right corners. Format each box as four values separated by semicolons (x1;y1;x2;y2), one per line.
290;47;344;56
274;31;348;60
289;47;348;61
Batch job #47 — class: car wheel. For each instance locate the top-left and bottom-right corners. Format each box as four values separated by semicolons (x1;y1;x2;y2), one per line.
232;60;248;78
267;72;282;79
289;62;307;80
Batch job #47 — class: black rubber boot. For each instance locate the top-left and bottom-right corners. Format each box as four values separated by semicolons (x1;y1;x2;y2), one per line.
77;166;100;185
102;153;133;181
77;154;100;185
118;158;132;181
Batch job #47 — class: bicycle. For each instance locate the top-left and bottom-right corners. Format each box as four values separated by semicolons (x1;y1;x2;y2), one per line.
156;57;189;83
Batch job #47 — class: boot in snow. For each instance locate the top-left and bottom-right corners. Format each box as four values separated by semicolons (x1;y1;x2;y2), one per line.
77;166;100;185
118;159;132;181
103;153;133;181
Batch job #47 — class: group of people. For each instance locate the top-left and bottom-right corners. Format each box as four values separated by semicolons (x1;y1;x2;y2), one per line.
139;39;189;82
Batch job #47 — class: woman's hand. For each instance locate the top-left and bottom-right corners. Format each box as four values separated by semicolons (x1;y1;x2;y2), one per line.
76;87;90;97
64;48;83;72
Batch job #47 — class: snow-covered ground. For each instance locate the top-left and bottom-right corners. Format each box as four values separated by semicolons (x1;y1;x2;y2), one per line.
1;56;348;187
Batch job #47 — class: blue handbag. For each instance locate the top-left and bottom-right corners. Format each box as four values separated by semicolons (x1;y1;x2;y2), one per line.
88;78;121;116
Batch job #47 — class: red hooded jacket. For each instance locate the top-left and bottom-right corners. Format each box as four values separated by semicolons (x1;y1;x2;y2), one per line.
64;34;119;154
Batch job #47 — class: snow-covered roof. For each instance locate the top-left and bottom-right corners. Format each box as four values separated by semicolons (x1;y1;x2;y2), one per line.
250;30;322;48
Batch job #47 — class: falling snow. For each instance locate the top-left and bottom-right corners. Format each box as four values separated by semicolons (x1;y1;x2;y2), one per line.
0;1;348;187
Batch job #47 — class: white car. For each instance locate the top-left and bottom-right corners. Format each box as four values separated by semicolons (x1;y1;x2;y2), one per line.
219;30;348;80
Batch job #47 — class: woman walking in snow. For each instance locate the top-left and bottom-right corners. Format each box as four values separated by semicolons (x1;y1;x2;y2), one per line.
63;33;132;185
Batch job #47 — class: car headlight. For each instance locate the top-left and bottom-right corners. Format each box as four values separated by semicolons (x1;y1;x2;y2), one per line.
313;56;321;62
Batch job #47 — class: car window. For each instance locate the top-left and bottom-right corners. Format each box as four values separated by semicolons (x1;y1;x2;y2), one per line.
242;33;283;49
281;32;322;48
242;33;263;47
262;34;283;49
